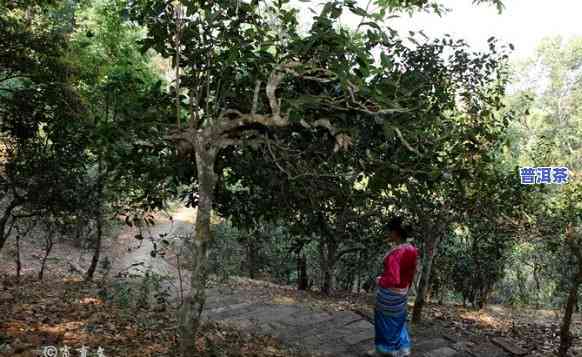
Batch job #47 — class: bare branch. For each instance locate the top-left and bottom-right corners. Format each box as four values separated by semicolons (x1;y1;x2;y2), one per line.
205;52;213;125
334;133;353;152
252;80;261;116
265;138;292;179
312;119;336;135
0;74;32;83
393;127;422;156
215;137;267;149
282;65;337;83
215;112;286;136
188;89;198;127
266;70;285;124
337;247;367;259
566;224;582;261
205;62;357;153
174;2;183;129
218;109;244;120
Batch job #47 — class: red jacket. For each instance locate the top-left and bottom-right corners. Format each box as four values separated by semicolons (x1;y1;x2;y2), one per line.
377;243;418;289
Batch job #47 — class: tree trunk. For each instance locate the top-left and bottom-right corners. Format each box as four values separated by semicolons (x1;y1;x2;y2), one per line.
85;215;103;281
177;145;217;357
477;285;490;310
174;4;182;129
412;233;440;324
534;262;542;308
321;266;332;295
297;253;308;290
246;233;257;279
559;225;582;357
356;251;362;293
346;270;355;292
477;294;485;310
319;240;327;293
86;154;105;281
412;265;422;294
16;234;21;282
39;229;54;281
0;199;20;253
558;266;581;357
320;239;337;295
15;219;35;282
426;284;433;303
471;289;478;309
362;275;374;292
432;275;441;304
438;286;446;305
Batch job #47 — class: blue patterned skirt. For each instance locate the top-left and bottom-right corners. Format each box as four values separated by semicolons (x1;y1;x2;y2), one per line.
374;287;411;356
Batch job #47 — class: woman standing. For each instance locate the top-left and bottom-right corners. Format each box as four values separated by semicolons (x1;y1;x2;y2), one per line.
369;217;418;357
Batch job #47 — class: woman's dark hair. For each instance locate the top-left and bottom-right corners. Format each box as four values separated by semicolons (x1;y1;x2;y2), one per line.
385;217;411;240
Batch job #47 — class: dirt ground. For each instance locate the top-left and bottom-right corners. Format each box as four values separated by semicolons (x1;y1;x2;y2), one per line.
1;211;580;356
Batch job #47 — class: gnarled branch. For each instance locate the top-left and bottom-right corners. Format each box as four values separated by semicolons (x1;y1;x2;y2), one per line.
393;127;422;156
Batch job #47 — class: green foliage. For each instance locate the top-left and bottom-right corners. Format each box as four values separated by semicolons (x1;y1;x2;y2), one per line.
374;0;504;15
101;270;171;310
146;0;517;296
6;0;565;335
497;242;555;306
0;0;95;235
68;0;180;214
209;222;245;282
209;220;299;285
506;36;582;172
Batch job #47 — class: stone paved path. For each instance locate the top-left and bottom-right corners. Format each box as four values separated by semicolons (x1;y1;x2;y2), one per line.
202;286;374;356
202;287;511;357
